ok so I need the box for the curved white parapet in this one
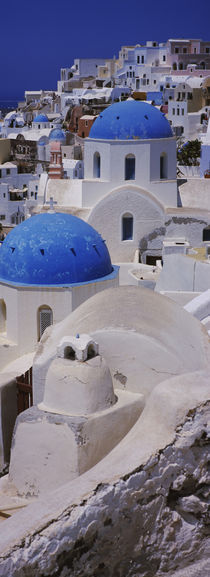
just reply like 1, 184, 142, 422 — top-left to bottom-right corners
184, 288, 210, 321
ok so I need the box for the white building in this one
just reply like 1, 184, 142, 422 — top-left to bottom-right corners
0, 162, 40, 226
41, 99, 210, 265
0, 211, 118, 371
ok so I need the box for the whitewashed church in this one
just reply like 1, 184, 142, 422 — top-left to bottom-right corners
43, 99, 210, 264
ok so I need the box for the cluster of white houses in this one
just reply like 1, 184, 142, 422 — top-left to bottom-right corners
0, 78, 209, 576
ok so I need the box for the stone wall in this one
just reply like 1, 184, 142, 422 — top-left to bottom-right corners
0, 402, 209, 577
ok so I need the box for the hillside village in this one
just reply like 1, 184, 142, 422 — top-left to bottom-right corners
0, 38, 209, 577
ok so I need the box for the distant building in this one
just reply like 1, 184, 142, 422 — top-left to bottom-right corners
77, 115, 97, 138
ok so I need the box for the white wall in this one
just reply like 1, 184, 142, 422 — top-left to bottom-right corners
88, 186, 165, 262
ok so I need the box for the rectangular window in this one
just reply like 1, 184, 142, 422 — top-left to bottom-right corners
175, 47, 179, 53
147, 79, 149, 84
141, 55, 144, 64
153, 80, 156, 84
6, 169, 10, 175
182, 92, 185, 99
183, 48, 187, 54
177, 108, 180, 115
206, 47, 210, 53
163, 55, 166, 61
122, 217, 133, 241
182, 109, 184, 115
172, 108, 175, 115
137, 55, 140, 64
0, 215, 5, 220
194, 48, 197, 53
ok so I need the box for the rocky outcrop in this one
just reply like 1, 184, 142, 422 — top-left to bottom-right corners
0, 402, 209, 577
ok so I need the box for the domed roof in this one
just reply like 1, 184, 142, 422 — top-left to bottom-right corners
34, 114, 49, 123
89, 100, 173, 140
0, 213, 113, 286
49, 128, 66, 141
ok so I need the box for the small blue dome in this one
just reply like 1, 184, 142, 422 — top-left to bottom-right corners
49, 128, 66, 141
0, 213, 113, 286
89, 100, 173, 140
34, 114, 49, 123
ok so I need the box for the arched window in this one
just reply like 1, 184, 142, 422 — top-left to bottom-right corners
11, 211, 25, 225
178, 62, 183, 70
0, 299, 6, 333
93, 152, 101, 178
172, 62, 177, 70
122, 213, 133, 241
203, 226, 210, 241
87, 344, 96, 359
125, 154, 135, 180
64, 346, 75, 360
160, 153, 168, 179
38, 305, 53, 341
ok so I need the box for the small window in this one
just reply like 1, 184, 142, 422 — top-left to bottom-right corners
0, 299, 6, 333
87, 344, 96, 359
172, 108, 175, 115
64, 346, 75, 360
38, 306, 53, 340
177, 108, 180, 116
203, 227, 210, 241
141, 55, 144, 64
137, 55, 140, 64
93, 152, 100, 178
163, 55, 166, 61
175, 47, 179, 54
122, 213, 133, 241
160, 153, 167, 179
182, 109, 184, 116
6, 169, 10, 175
125, 155, 135, 180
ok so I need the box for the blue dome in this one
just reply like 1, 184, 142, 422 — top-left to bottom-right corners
49, 128, 66, 141
34, 114, 49, 123
89, 100, 173, 140
0, 213, 113, 286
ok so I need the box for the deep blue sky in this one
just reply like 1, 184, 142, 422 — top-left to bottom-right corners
0, 0, 210, 99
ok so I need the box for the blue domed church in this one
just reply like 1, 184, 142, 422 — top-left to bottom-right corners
0, 212, 118, 368
45, 99, 177, 264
